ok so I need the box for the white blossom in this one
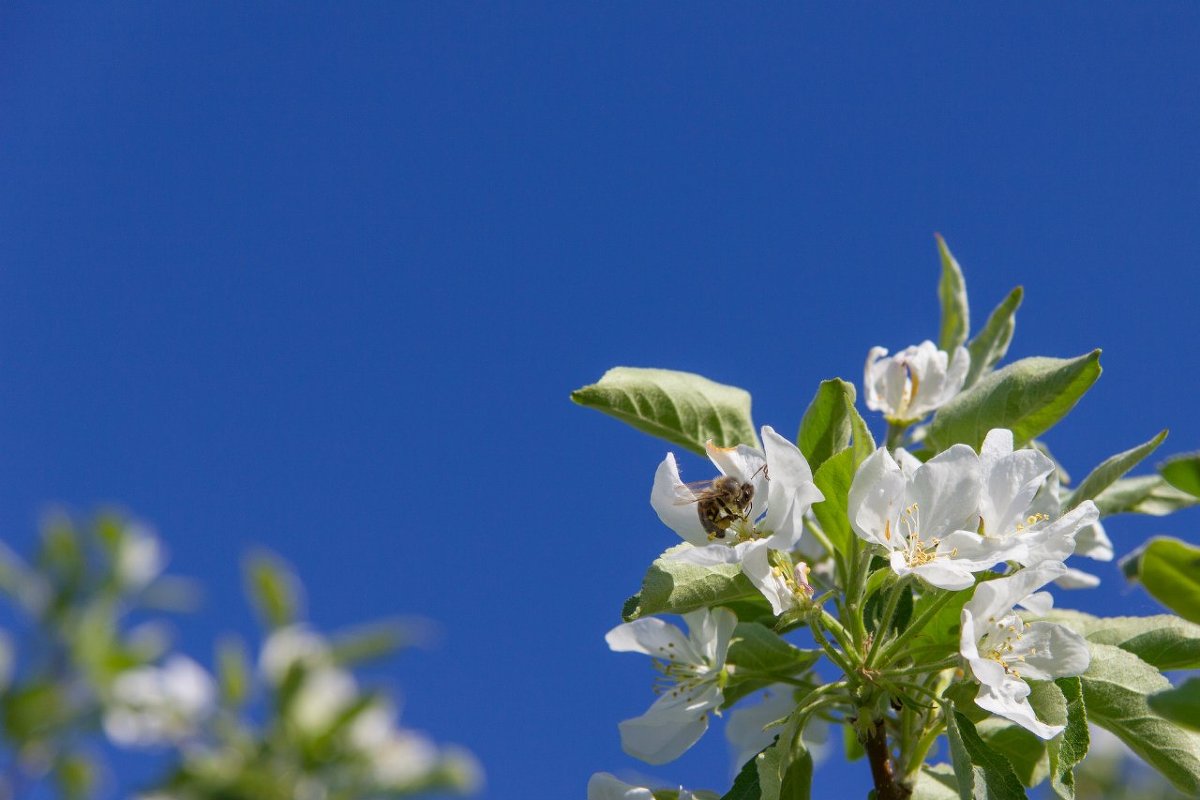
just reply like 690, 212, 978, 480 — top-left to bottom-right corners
606, 607, 736, 765
978, 429, 1102, 577
848, 445, 1007, 590
103, 656, 215, 748
960, 562, 1090, 739
864, 341, 969, 424
650, 426, 823, 608
739, 545, 813, 616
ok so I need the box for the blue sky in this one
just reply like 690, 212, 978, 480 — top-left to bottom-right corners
1, 3, 1198, 798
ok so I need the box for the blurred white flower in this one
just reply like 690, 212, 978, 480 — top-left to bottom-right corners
104, 655, 215, 747
864, 341, 969, 424
725, 684, 829, 772
115, 524, 166, 590
587, 772, 693, 800
259, 624, 330, 684
292, 667, 358, 734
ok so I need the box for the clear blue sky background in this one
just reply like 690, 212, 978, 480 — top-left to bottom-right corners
1, 4, 1198, 798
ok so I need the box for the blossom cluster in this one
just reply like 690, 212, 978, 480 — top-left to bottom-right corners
588, 336, 1117, 796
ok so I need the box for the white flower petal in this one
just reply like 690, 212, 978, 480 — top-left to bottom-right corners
1054, 568, 1102, 589
684, 607, 737, 666
651, 454, 710, 547
762, 426, 823, 548
741, 542, 794, 616
1021, 622, 1090, 679
911, 560, 975, 591
909, 445, 980, 537
975, 678, 1063, 740
619, 697, 712, 765
849, 448, 906, 549
705, 442, 767, 485
1074, 519, 1113, 562
606, 618, 697, 662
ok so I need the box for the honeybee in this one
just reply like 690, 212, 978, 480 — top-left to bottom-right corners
676, 476, 756, 539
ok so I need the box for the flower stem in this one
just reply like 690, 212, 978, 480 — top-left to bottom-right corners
876, 588, 955, 668
866, 576, 910, 667
885, 422, 908, 450
808, 609, 858, 676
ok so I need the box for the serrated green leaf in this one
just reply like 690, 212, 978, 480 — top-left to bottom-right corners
1027, 681, 1094, 796
1131, 537, 1200, 624
1045, 678, 1087, 800
1093, 475, 1199, 517
1081, 643, 1200, 795
946, 709, 1027, 799
1064, 430, 1168, 510
1039, 609, 1200, 670
571, 367, 758, 456
964, 286, 1023, 388
926, 352, 1101, 452
913, 764, 960, 800
1149, 677, 1200, 732
622, 544, 764, 621
1161, 452, 1200, 499
936, 235, 970, 354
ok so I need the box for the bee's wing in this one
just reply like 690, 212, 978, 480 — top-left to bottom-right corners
673, 479, 717, 505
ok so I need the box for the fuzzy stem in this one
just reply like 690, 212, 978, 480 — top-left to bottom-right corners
866, 576, 909, 667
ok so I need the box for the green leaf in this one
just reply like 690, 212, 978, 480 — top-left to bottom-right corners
1161, 451, 1200, 499
1045, 678, 1087, 800
1081, 643, 1200, 795
976, 718, 1047, 788
1063, 430, 1168, 510
571, 367, 758, 456
724, 746, 767, 800
810, 449, 857, 568
621, 544, 764, 621
936, 235, 970, 354
926, 351, 1102, 452
723, 738, 812, 800
1129, 537, 1200, 624
759, 737, 812, 800
723, 625, 817, 709
797, 379, 855, 471
1093, 475, 1198, 517
216, 635, 250, 707
1039, 609, 1200, 670
329, 619, 424, 665
243, 549, 303, 629
1149, 678, 1200, 733
946, 709, 1027, 799
727, 622, 819, 675
913, 764, 961, 800
964, 286, 1023, 388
